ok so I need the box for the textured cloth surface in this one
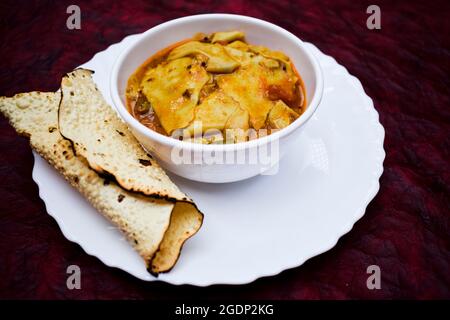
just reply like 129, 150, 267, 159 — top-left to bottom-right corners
0, 0, 449, 299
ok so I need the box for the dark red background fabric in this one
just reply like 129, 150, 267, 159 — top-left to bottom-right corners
0, 0, 449, 299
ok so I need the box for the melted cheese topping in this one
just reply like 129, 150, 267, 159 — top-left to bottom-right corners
216, 64, 273, 130
141, 57, 209, 134
168, 41, 240, 73
127, 31, 306, 143
184, 91, 241, 134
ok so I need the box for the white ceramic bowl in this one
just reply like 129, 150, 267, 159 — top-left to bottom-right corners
111, 14, 323, 183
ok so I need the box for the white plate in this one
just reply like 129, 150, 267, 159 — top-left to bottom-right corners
32, 33, 385, 286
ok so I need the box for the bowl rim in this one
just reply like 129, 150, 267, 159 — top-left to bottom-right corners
110, 13, 324, 152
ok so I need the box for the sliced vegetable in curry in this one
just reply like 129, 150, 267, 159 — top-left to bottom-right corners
126, 31, 306, 144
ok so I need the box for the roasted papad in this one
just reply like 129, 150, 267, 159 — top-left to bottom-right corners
59, 69, 187, 200
0, 81, 203, 275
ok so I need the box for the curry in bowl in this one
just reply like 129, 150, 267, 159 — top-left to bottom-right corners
126, 31, 306, 144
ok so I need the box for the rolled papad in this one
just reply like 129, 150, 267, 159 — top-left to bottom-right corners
58, 69, 187, 201
0, 89, 203, 275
